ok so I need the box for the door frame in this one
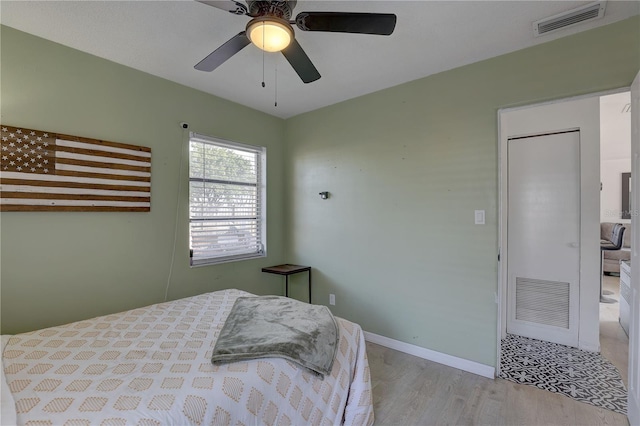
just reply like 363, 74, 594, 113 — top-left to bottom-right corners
497, 88, 631, 375
627, 70, 639, 426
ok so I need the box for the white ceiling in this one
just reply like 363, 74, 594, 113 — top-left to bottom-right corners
1, 0, 639, 119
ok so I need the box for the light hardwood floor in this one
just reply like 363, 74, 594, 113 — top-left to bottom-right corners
367, 274, 630, 426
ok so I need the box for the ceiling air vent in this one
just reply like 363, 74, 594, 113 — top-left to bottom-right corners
533, 1, 606, 37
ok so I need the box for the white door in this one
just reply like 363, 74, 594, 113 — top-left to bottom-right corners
507, 131, 580, 347
628, 70, 640, 426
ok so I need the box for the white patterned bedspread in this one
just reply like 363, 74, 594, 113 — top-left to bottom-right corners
1, 289, 373, 425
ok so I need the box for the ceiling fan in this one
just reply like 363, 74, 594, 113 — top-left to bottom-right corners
194, 0, 397, 83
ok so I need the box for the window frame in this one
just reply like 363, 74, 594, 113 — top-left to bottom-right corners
188, 132, 267, 267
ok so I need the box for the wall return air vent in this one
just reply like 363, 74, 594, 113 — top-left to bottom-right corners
533, 1, 607, 37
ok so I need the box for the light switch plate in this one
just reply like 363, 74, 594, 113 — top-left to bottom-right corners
475, 210, 485, 225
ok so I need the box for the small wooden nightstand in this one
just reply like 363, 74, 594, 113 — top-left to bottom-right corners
262, 264, 312, 303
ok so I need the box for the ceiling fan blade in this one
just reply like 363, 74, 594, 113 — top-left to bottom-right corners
196, 0, 248, 15
194, 32, 250, 72
281, 39, 321, 84
295, 12, 397, 35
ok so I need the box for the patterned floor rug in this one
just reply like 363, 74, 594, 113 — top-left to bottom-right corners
500, 334, 627, 415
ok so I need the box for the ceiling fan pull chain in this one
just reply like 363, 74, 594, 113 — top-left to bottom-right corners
261, 53, 265, 87
274, 61, 278, 107
261, 24, 266, 88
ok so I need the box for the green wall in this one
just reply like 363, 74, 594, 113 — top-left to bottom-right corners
284, 17, 640, 367
0, 26, 287, 334
2, 17, 639, 368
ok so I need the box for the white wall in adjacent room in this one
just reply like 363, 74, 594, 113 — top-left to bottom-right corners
601, 91, 632, 224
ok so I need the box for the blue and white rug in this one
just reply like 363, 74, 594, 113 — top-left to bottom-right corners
500, 334, 627, 415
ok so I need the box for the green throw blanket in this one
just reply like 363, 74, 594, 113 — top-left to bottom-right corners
211, 296, 339, 378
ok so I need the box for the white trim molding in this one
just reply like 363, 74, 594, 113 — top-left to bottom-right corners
498, 95, 602, 353
364, 331, 495, 379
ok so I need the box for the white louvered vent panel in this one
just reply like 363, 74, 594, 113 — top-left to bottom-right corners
533, 1, 606, 37
515, 277, 570, 329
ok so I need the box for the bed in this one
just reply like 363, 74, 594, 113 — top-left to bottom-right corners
1, 289, 373, 425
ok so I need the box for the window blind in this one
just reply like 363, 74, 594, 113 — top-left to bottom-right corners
189, 134, 266, 266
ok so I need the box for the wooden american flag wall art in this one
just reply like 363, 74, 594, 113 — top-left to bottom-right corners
0, 125, 151, 212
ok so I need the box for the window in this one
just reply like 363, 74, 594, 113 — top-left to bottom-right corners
189, 133, 266, 266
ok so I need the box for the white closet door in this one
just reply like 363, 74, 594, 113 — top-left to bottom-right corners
507, 130, 580, 347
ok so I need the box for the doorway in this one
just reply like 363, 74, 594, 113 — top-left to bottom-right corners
497, 87, 636, 421
499, 94, 602, 352
599, 91, 632, 387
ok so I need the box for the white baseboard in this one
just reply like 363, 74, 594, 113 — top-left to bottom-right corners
364, 331, 496, 379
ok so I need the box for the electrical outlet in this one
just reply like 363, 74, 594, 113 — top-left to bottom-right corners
329, 294, 336, 306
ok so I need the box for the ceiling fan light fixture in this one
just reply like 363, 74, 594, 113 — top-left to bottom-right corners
247, 17, 293, 52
